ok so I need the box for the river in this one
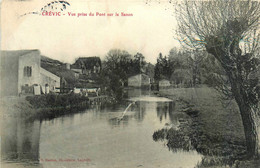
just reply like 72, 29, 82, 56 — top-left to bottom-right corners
1, 90, 202, 168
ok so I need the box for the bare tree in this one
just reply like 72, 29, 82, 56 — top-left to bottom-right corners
176, 0, 260, 158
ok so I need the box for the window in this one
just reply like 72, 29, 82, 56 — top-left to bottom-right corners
24, 66, 32, 77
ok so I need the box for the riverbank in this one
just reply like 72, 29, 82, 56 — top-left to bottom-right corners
0, 94, 115, 121
154, 87, 260, 168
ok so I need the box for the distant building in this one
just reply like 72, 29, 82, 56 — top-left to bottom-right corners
71, 57, 101, 75
128, 74, 150, 87
159, 79, 171, 88
65, 63, 70, 70
61, 63, 71, 70
0, 50, 60, 96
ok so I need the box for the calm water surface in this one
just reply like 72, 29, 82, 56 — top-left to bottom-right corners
2, 93, 202, 168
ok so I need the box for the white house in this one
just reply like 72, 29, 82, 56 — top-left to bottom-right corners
1, 50, 60, 96
159, 79, 171, 87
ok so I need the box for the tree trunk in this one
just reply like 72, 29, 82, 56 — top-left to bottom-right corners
205, 32, 259, 158
229, 75, 259, 158
238, 102, 259, 158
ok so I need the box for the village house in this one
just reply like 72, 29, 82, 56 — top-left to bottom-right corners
159, 79, 171, 88
0, 50, 60, 96
71, 57, 101, 76
128, 74, 151, 87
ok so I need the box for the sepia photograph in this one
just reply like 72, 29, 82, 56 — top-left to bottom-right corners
1, 0, 260, 168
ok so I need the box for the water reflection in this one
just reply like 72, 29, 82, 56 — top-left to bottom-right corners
2, 93, 203, 168
1, 116, 41, 165
134, 101, 146, 122
156, 102, 176, 123
108, 100, 176, 127
126, 88, 151, 98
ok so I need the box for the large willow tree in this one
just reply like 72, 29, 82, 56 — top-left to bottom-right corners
176, 0, 260, 158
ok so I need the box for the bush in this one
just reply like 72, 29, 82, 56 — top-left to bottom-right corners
26, 93, 89, 108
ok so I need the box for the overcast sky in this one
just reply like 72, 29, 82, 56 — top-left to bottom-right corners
1, 0, 179, 64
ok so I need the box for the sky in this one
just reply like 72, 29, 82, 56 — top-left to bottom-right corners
1, 0, 180, 64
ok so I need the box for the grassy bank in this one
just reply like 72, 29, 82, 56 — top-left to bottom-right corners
1, 94, 115, 121
154, 87, 259, 168
25, 93, 91, 120
157, 87, 244, 144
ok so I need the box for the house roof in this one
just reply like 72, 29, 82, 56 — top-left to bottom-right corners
72, 57, 101, 70
129, 73, 150, 80
40, 55, 78, 85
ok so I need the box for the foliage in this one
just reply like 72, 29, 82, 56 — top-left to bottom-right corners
175, 0, 260, 157
104, 49, 132, 84
144, 63, 155, 81
154, 48, 216, 87
26, 93, 89, 108
129, 53, 146, 76
154, 53, 175, 81
99, 49, 150, 100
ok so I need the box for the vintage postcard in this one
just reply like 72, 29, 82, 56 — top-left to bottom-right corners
1, 0, 260, 168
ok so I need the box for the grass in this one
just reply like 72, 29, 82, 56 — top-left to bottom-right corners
155, 87, 260, 167
158, 87, 244, 143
